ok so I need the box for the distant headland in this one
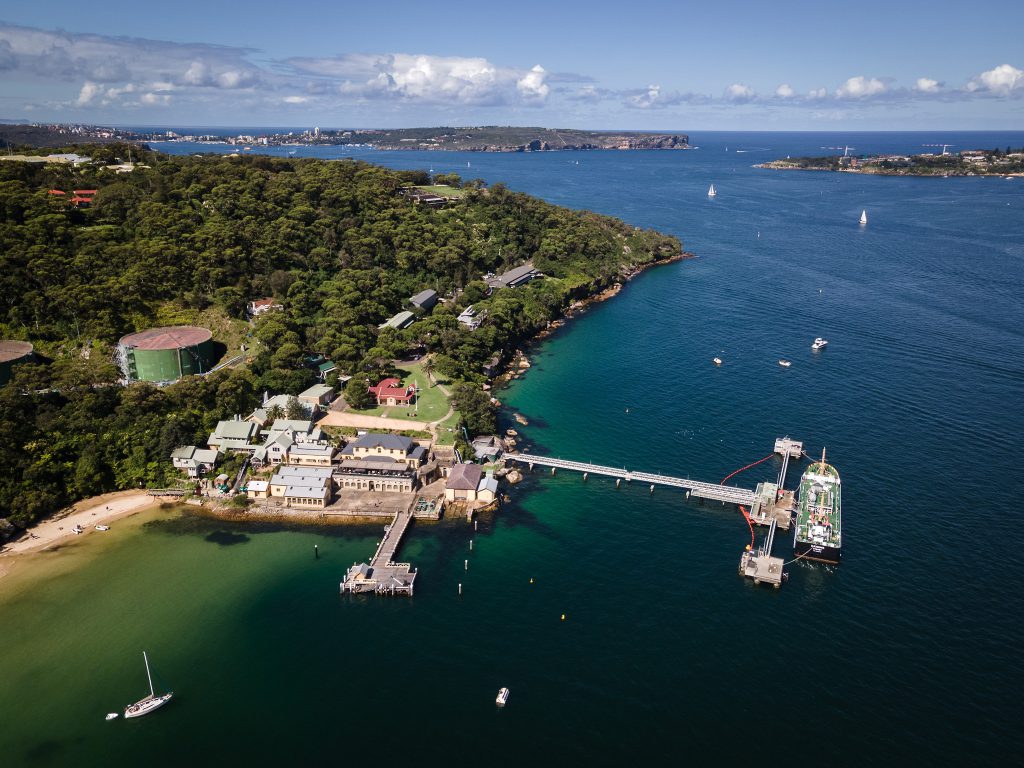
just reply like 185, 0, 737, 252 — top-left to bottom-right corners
0, 122, 689, 153
757, 147, 1024, 177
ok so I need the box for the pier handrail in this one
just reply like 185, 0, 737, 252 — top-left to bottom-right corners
513, 453, 756, 505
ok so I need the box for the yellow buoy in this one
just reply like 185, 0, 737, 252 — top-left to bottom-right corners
561, 614, 566, 621
530, 578, 534, 584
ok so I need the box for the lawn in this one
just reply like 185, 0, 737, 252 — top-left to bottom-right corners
350, 360, 453, 424
416, 184, 468, 198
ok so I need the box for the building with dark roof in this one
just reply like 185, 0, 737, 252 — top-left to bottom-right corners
409, 289, 439, 312
486, 263, 541, 290
341, 432, 427, 470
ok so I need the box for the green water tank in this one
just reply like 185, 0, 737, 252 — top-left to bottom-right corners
0, 340, 34, 386
117, 326, 216, 383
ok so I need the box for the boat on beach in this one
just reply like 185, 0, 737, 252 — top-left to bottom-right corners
124, 652, 173, 719
96, 525, 110, 531
72, 525, 84, 535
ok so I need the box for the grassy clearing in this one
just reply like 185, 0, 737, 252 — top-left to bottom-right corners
350, 360, 453, 423
416, 184, 468, 198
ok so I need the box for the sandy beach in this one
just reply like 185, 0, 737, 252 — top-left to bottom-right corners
0, 490, 161, 564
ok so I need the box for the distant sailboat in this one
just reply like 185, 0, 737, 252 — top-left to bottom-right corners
859, 210, 868, 225
707, 184, 717, 198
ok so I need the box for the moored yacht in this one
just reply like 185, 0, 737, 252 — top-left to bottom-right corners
124, 652, 173, 719
811, 337, 828, 350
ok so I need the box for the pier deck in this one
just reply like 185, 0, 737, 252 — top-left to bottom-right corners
340, 508, 417, 596
513, 454, 756, 506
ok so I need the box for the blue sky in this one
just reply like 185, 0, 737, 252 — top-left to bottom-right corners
1, 0, 1022, 130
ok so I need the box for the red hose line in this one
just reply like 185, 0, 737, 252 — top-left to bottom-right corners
721, 454, 775, 549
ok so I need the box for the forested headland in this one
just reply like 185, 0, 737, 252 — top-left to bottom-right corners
0, 145, 682, 533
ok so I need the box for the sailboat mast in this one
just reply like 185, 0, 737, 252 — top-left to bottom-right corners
143, 651, 154, 697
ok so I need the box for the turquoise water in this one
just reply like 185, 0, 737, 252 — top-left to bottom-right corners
3, 132, 1023, 765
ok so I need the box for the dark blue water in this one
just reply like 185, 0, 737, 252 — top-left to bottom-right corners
2, 133, 1021, 766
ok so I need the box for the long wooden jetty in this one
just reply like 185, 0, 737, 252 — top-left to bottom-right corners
512, 454, 757, 506
340, 509, 417, 596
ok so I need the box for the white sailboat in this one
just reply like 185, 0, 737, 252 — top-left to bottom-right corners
124, 651, 173, 719
859, 210, 867, 225
707, 184, 717, 198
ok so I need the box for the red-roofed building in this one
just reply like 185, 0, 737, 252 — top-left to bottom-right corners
368, 377, 416, 406
48, 189, 66, 196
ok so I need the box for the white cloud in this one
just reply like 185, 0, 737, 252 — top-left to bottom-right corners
516, 64, 549, 102
915, 77, 940, 93
283, 95, 308, 104
775, 83, 795, 98
968, 63, 1023, 94
807, 87, 828, 100
836, 76, 887, 99
629, 84, 661, 109
140, 92, 170, 106
725, 83, 755, 102
289, 52, 546, 106
75, 81, 102, 106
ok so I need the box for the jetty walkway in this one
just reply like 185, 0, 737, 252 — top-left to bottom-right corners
512, 454, 757, 506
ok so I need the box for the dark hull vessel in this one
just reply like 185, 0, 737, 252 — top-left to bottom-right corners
793, 449, 842, 564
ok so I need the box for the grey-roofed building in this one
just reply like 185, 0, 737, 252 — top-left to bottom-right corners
247, 393, 311, 426
297, 384, 334, 409
171, 445, 220, 477
471, 435, 503, 462
477, 472, 499, 504
207, 420, 261, 452
486, 263, 541, 290
409, 289, 438, 312
269, 465, 334, 508
288, 443, 336, 467
378, 310, 415, 330
457, 305, 483, 330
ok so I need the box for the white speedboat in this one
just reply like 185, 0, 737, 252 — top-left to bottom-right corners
812, 337, 829, 350
124, 652, 173, 719
105, 713, 119, 721
778, 359, 792, 367
713, 357, 723, 366
96, 525, 110, 531
496, 687, 510, 706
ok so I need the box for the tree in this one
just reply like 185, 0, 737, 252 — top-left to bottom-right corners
265, 404, 285, 423
345, 374, 375, 410
452, 382, 496, 436
422, 356, 436, 387
285, 395, 308, 420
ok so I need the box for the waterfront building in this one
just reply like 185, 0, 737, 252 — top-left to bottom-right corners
334, 457, 415, 493
268, 466, 333, 508
445, 463, 483, 501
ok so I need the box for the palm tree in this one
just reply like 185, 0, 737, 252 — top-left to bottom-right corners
422, 356, 436, 387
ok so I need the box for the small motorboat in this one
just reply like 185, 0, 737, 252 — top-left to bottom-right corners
72, 525, 85, 535
96, 525, 110, 531
496, 687, 510, 706
778, 360, 792, 368
811, 337, 829, 351
713, 357, 723, 366
105, 713, 119, 721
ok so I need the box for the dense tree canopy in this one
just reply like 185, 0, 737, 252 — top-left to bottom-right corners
0, 146, 682, 529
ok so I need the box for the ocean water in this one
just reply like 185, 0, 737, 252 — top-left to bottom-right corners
2, 132, 1023, 765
